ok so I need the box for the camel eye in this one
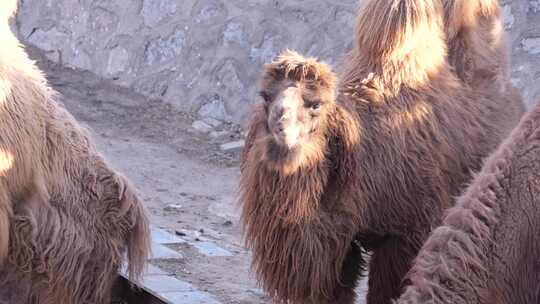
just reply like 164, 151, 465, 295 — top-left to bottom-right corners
259, 91, 271, 103
304, 99, 321, 111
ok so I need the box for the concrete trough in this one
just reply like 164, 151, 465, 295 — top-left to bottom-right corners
112, 274, 169, 304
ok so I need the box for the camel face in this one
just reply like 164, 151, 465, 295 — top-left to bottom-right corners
266, 82, 325, 150
254, 50, 337, 172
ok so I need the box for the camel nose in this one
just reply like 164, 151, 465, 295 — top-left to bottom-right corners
275, 106, 288, 121
274, 116, 300, 149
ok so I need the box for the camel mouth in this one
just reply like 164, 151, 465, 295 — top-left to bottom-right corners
266, 134, 301, 161
272, 135, 299, 150
271, 124, 302, 150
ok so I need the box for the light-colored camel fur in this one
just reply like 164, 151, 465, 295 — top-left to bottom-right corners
0, 1, 150, 303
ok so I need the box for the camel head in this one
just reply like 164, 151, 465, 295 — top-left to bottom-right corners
256, 50, 338, 173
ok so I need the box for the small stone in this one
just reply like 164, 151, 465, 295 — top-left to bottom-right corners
202, 117, 223, 128
176, 229, 202, 240
209, 131, 229, 139
220, 140, 245, 152
198, 99, 231, 122
222, 220, 233, 227
151, 226, 186, 244
175, 230, 187, 236
191, 120, 213, 133
164, 204, 183, 211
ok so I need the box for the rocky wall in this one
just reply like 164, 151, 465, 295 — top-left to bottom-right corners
15, 0, 540, 124
504, 0, 540, 105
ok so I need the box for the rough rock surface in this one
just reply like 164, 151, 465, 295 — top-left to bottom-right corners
15, 0, 540, 124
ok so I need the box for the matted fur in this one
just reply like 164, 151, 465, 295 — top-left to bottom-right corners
240, 0, 524, 303
397, 101, 540, 304
0, 4, 150, 303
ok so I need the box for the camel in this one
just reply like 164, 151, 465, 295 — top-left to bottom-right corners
397, 100, 540, 304
0, 1, 150, 303
239, 0, 524, 303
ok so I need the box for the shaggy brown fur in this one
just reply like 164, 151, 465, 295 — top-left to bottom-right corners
0, 2, 150, 303
444, 0, 508, 86
443, 0, 524, 133
397, 100, 540, 304
240, 0, 523, 303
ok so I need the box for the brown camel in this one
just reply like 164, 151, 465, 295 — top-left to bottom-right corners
0, 1, 150, 303
397, 100, 540, 304
239, 0, 524, 303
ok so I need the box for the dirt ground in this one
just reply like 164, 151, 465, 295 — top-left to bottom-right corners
29, 47, 368, 304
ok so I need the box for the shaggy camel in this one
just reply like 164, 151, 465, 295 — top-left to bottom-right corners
240, 0, 523, 303
0, 2, 149, 303
397, 100, 540, 304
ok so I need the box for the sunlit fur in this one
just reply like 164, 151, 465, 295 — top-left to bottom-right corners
444, 0, 507, 86
397, 100, 540, 304
0, 5, 150, 304
0, 0, 17, 20
443, 0, 524, 133
240, 0, 524, 303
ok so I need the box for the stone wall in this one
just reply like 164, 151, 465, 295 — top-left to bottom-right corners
504, 0, 540, 104
15, 0, 540, 124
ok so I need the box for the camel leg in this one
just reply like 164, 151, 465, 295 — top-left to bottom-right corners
321, 242, 365, 304
366, 236, 419, 304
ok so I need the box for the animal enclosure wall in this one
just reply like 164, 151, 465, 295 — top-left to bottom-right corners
14, 0, 540, 124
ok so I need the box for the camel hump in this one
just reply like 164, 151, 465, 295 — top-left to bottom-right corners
444, 0, 501, 39
356, 0, 446, 64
